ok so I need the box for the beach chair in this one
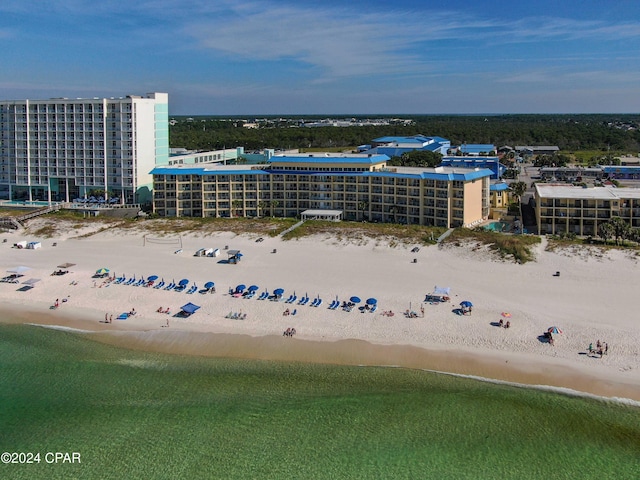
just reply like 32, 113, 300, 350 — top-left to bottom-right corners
164, 282, 175, 291
327, 300, 336, 309
315, 298, 322, 307
289, 295, 297, 304
301, 297, 309, 306
310, 298, 318, 307
154, 281, 165, 289
370, 305, 377, 313
292, 309, 297, 316
124, 277, 135, 285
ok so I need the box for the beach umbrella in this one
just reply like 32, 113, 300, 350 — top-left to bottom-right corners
179, 278, 189, 286
204, 281, 215, 289
274, 288, 285, 295
548, 326, 563, 335
248, 285, 259, 292
501, 312, 512, 318
350, 296, 361, 304
147, 275, 159, 281
180, 302, 201, 314
460, 301, 473, 308
96, 268, 109, 275
236, 284, 246, 292
366, 298, 377, 305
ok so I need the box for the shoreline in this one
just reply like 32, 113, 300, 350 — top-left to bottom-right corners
2, 222, 639, 403
4, 304, 640, 403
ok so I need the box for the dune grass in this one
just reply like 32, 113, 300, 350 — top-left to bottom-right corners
443, 228, 541, 263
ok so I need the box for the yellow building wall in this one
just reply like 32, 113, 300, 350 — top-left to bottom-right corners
463, 180, 484, 225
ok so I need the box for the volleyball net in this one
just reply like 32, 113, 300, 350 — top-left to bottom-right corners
143, 235, 183, 248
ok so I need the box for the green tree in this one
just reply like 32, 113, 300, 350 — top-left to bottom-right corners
388, 150, 442, 168
509, 181, 527, 233
269, 200, 280, 217
232, 199, 243, 218
598, 221, 615, 244
358, 201, 369, 221
608, 216, 630, 246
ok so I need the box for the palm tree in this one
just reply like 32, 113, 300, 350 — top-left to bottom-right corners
231, 200, 243, 218
509, 181, 527, 233
358, 201, 369, 221
608, 216, 630, 246
258, 201, 268, 218
270, 200, 280, 218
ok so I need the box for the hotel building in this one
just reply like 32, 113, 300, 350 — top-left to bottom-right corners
0, 92, 168, 205
151, 153, 492, 227
534, 184, 640, 235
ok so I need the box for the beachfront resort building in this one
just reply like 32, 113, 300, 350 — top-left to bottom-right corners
0, 92, 169, 205
151, 153, 492, 227
534, 184, 640, 235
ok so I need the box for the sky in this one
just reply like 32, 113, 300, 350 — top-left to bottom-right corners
2, 0, 640, 115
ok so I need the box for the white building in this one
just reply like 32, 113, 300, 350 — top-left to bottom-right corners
0, 92, 169, 205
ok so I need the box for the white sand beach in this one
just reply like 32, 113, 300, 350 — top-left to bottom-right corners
1, 220, 639, 400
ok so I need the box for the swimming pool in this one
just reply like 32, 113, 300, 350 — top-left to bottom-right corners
484, 221, 510, 232
0, 200, 59, 207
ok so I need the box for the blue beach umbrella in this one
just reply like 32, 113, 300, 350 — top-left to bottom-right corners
147, 275, 159, 282
274, 288, 285, 295
248, 285, 259, 292
460, 300, 473, 308
179, 279, 189, 286
350, 296, 361, 304
204, 281, 215, 289
366, 298, 377, 305
236, 284, 246, 292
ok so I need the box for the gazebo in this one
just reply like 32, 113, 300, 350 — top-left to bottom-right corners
301, 209, 342, 222
227, 250, 243, 264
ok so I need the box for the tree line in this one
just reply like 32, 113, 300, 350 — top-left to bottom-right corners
169, 114, 640, 153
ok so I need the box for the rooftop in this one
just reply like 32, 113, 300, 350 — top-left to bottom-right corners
535, 184, 640, 199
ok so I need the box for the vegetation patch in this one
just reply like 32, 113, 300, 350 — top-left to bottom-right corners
281, 220, 445, 245
443, 228, 541, 263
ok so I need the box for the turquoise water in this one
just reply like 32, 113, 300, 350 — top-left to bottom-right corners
0, 323, 639, 479
0, 200, 57, 207
484, 221, 510, 232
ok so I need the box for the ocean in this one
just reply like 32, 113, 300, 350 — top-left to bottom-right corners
0, 323, 638, 479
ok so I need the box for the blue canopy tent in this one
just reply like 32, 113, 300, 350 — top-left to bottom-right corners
180, 303, 201, 316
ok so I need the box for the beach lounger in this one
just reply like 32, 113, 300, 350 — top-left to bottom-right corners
289, 295, 297, 304
116, 313, 129, 320
310, 298, 318, 307
315, 299, 322, 307
370, 305, 377, 313
154, 281, 165, 289
301, 297, 309, 305
124, 277, 135, 285
164, 283, 175, 291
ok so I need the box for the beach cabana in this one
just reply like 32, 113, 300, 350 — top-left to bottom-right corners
227, 250, 243, 264
180, 302, 201, 317
8, 266, 31, 275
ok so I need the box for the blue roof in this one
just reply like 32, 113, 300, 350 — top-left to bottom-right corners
602, 165, 640, 173
490, 182, 510, 191
459, 144, 496, 154
151, 165, 492, 182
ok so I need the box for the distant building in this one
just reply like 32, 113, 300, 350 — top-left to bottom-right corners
602, 165, 640, 180
516, 145, 560, 156
534, 184, 640, 235
151, 153, 492, 227
0, 92, 168, 205
365, 135, 450, 156
539, 167, 604, 182
168, 147, 244, 166
440, 156, 505, 179
489, 181, 511, 210
458, 144, 496, 156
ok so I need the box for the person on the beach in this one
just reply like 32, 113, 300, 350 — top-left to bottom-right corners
105, 313, 108, 322
504, 321, 510, 329
109, 314, 113, 323
166, 319, 169, 327
588, 343, 593, 354
604, 343, 608, 355
499, 319, 504, 327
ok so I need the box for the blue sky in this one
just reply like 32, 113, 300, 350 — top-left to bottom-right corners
2, 0, 640, 114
